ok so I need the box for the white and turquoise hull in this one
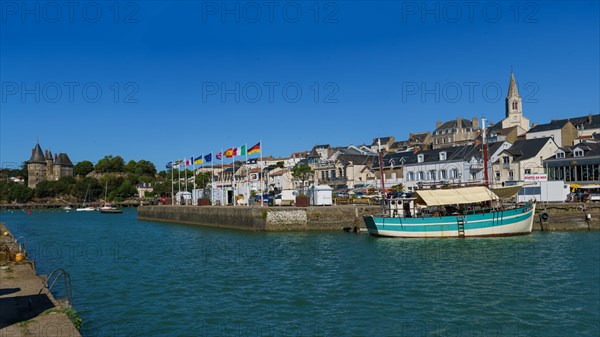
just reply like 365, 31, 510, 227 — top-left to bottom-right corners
364, 203, 536, 238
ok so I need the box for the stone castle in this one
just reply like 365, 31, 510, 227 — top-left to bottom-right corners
27, 142, 74, 188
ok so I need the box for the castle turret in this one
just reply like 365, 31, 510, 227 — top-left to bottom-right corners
27, 143, 47, 188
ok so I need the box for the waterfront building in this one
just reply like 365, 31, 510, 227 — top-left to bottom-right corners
543, 141, 600, 183
27, 142, 73, 189
491, 137, 559, 184
372, 150, 415, 188
431, 117, 480, 149
402, 145, 487, 192
370, 136, 395, 153
389, 132, 432, 153
526, 119, 578, 147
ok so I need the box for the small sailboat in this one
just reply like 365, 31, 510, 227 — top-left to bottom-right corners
76, 185, 96, 211
99, 182, 123, 214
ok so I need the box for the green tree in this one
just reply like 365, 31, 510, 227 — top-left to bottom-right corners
73, 177, 102, 201
94, 155, 125, 173
135, 160, 156, 176
291, 164, 314, 188
8, 183, 33, 203
73, 160, 94, 177
125, 160, 137, 174
195, 171, 212, 189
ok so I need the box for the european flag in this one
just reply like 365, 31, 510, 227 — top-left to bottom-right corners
204, 153, 212, 163
166, 162, 173, 169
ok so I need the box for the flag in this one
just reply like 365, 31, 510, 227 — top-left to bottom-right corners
225, 148, 234, 158
240, 145, 246, 156
204, 153, 212, 163
185, 157, 192, 166
216, 151, 222, 160
194, 156, 203, 165
174, 160, 181, 167
166, 162, 173, 169
248, 142, 261, 154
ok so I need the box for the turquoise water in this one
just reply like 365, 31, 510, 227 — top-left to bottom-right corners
2, 209, 599, 337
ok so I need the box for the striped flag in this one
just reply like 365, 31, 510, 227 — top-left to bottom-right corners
194, 156, 203, 165
248, 142, 261, 154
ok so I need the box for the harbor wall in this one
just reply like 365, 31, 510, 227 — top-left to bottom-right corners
138, 204, 600, 232
137, 205, 382, 231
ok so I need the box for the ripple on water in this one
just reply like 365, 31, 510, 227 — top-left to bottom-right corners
1, 210, 599, 337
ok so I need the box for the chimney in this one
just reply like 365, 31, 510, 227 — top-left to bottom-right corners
589, 114, 593, 124
409, 132, 414, 139
436, 120, 442, 128
457, 117, 462, 128
54, 153, 58, 160
472, 117, 479, 129
31, 148, 34, 156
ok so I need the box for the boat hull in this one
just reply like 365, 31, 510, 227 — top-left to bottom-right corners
364, 203, 535, 238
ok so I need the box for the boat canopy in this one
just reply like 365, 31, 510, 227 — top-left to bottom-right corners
414, 186, 499, 206
490, 185, 523, 200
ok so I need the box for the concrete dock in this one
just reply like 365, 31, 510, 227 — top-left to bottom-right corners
138, 205, 383, 231
138, 204, 600, 231
0, 224, 82, 337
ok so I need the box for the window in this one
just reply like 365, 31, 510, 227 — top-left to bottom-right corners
574, 150, 584, 157
524, 169, 531, 174
439, 152, 447, 161
331, 170, 336, 180
442, 138, 446, 144
407, 172, 414, 181
429, 170, 436, 181
417, 154, 424, 163
450, 169, 459, 179
440, 170, 447, 179
508, 170, 514, 180
495, 171, 500, 180
418, 171, 424, 181
502, 157, 510, 164
556, 152, 565, 159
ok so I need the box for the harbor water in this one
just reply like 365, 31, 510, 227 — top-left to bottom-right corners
1, 209, 599, 336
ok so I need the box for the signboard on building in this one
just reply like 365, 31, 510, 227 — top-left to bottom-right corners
524, 174, 548, 182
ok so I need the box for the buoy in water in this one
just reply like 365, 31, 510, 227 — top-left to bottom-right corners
27, 210, 31, 215
15, 253, 25, 262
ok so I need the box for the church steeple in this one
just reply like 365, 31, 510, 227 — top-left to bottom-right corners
505, 71, 523, 118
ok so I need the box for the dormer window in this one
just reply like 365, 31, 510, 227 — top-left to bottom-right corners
417, 154, 424, 163
439, 152, 447, 161
555, 152, 565, 159
574, 149, 584, 157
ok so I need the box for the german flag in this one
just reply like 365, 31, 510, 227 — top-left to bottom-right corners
248, 142, 261, 154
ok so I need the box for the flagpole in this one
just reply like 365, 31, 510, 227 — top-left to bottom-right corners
221, 149, 224, 205
171, 162, 174, 205
245, 143, 249, 204
211, 154, 215, 206
178, 162, 181, 202
185, 159, 188, 195
232, 151, 236, 206
260, 140, 264, 207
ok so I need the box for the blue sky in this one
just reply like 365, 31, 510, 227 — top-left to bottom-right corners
1, 0, 598, 170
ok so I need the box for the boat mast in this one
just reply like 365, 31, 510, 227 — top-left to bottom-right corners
481, 117, 490, 187
377, 138, 387, 198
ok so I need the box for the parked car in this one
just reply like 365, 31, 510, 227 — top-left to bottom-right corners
253, 194, 272, 203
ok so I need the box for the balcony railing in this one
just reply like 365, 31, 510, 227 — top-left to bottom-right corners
502, 163, 510, 169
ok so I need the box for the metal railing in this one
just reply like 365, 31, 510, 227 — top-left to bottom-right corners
39, 268, 73, 308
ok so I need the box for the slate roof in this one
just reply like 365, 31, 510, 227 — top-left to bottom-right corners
372, 151, 416, 169
336, 154, 376, 166
56, 153, 73, 167
528, 119, 572, 133
28, 143, 46, 163
502, 137, 553, 162
371, 136, 394, 146
404, 145, 481, 166
434, 119, 474, 132
555, 113, 600, 130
